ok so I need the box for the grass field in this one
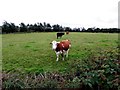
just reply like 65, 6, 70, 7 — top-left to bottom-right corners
0, 34, 2, 71
2, 32, 118, 74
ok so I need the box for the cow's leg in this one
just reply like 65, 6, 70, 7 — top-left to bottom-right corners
61, 52, 64, 61
63, 50, 67, 58
66, 49, 69, 58
56, 52, 60, 61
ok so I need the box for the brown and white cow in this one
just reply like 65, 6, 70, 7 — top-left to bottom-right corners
50, 39, 71, 61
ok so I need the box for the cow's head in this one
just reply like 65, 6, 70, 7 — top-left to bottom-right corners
50, 40, 59, 50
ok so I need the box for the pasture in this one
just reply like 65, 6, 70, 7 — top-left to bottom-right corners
2, 32, 118, 74
2, 32, 120, 89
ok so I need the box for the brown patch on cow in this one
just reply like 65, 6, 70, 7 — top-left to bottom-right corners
55, 40, 71, 52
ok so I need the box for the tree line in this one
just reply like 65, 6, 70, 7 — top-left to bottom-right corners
1, 21, 120, 33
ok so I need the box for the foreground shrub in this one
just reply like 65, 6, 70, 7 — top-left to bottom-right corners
2, 48, 120, 89
74, 48, 120, 90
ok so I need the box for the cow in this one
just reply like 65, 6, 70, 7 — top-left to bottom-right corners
66, 31, 69, 35
57, 32, 64, 39
50, 39, 71, 61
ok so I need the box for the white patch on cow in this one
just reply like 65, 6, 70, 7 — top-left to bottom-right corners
56, 51, 60, 61
62, 44, 64, 48
63, 50, 65, 52
51, 41, 58, 50
60, 50, 62, 54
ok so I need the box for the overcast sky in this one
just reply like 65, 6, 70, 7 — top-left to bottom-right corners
0, 0, 119, 28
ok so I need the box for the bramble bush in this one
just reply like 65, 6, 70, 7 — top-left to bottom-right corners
73, 48, 120, 90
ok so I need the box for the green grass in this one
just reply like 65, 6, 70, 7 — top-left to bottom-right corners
2, 32, 118, 74
0, 34, 2, 71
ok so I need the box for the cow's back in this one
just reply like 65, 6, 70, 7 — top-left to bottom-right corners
61, 40, 71, 46
56, 40, 70, 51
